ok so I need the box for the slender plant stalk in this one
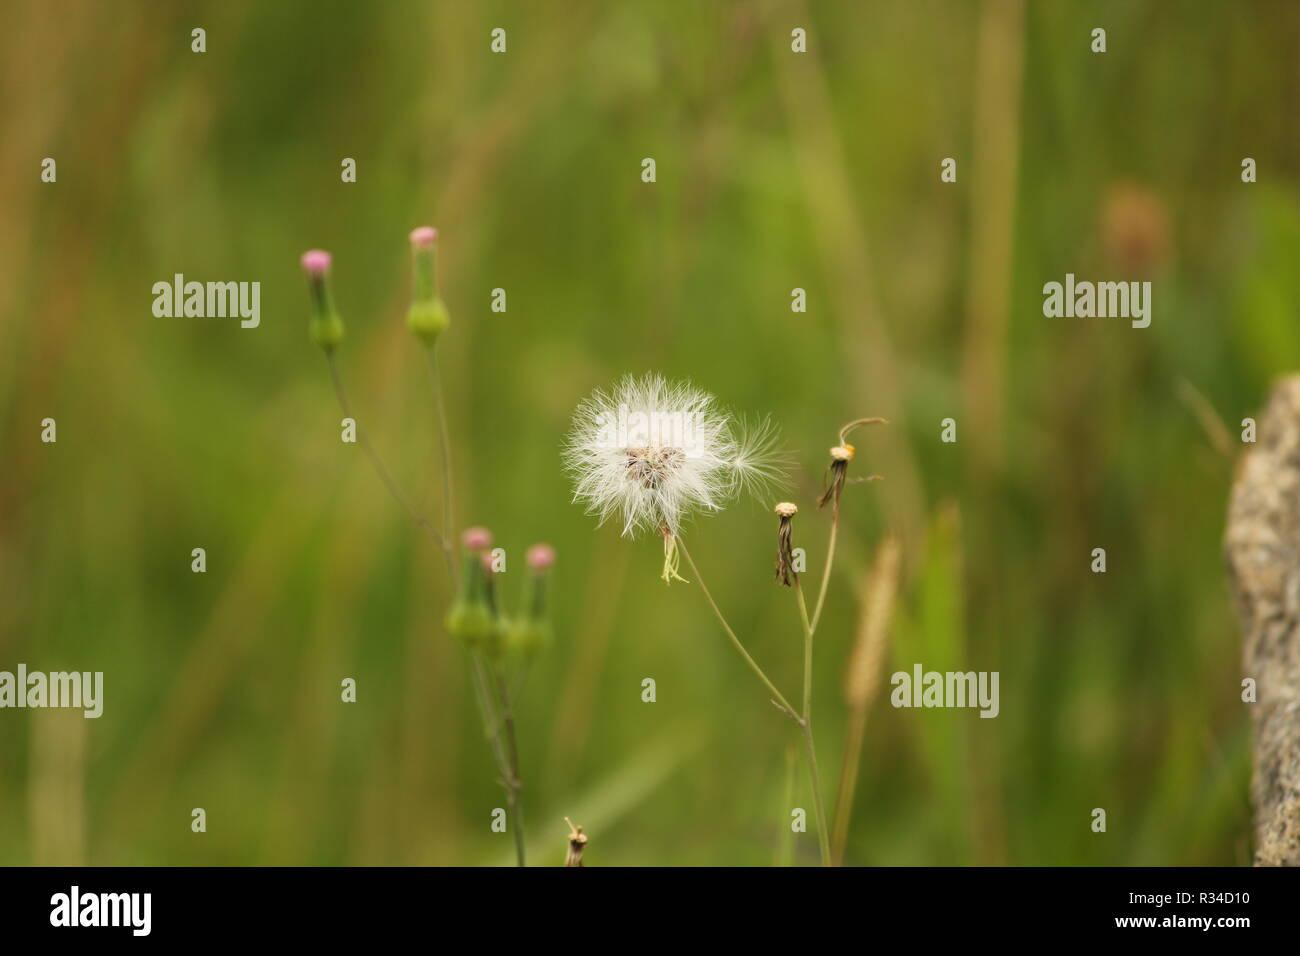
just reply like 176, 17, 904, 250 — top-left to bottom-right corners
795, 581, 831, 867
326, 353, 454, 578
799, 723, 831, 866
328, 351, 530, 864
467, 653, 531, 868
491, 669, 527, 868
423, 345, 456, 576
677, 537, 830, 865
810, 498, 840, 634
422, 342, 527, 867
676, 538, 798, 719
811, 416, 885, 632
796, 584, 813, 715
806, 417, 886, 862
468, 654, 510, 775
774, 742, 799, 867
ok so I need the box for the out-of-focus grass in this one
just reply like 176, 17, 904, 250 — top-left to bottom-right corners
1, 0, 1292, 865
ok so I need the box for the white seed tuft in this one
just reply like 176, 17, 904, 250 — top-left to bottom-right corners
564, 374, 785, 538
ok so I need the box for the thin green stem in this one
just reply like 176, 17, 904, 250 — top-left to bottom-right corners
676, 538, 830, 865
422, 345, 457, 586
326, 353, 453, 571
795, 579, 831, 866
469, 653, 530, 867
675, 537, 798, 720
796, 582, 813, 716
800, 720, 832, 867
468, 653, 509, 774
812, 416, 886, 633
810, 498, 841, 634
775, 742, 799, 867
492, 668, 527, 867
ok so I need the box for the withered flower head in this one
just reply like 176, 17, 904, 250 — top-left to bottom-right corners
817, 418, 887, 509
564, 817, 588, 868
774, 502, 799, 586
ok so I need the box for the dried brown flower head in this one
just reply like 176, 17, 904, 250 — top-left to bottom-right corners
774, 502, 799, 586
818, 419, 887, 509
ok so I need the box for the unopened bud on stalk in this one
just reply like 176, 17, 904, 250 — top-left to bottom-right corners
506, 543, 556, 659
301, 250, 345, 351
406, 226, 451, 345
526, 543, 556, 571
480, 550, 503, 627
446, 525, 500, 654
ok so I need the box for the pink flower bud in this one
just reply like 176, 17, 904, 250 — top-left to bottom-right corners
526, 543, 555, 571
300, 249, 332, 276
409, 226, 438, 249
462, 526, 492, 550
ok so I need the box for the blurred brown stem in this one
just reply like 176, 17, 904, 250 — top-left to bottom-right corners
831, 533, 900, 865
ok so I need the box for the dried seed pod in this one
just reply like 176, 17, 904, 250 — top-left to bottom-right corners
774, 502, 799, 586
564, 818, 588, 867
817, 419, 887, 509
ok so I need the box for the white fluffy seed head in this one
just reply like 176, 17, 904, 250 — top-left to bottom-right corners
563, 374, 785, 538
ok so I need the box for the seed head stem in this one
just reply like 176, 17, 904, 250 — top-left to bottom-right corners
675, 537, 797, 720
810, 498, 841, 634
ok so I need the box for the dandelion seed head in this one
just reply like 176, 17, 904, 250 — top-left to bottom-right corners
564, 374, 785, 538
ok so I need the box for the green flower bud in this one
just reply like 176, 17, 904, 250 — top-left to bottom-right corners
311, 311, 346, 351
446, 600, 497, 651
446, 527, 502, 656
301, 250, 345, 352
505, 617, 551, 660
407, 227, 450, 345
406, 297, 450, 344
505, 544, 555, 660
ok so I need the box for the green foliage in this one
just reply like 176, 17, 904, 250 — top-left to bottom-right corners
0, 0, 1281, 864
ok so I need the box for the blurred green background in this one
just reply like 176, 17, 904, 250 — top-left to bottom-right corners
3, 0, 1296, 866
